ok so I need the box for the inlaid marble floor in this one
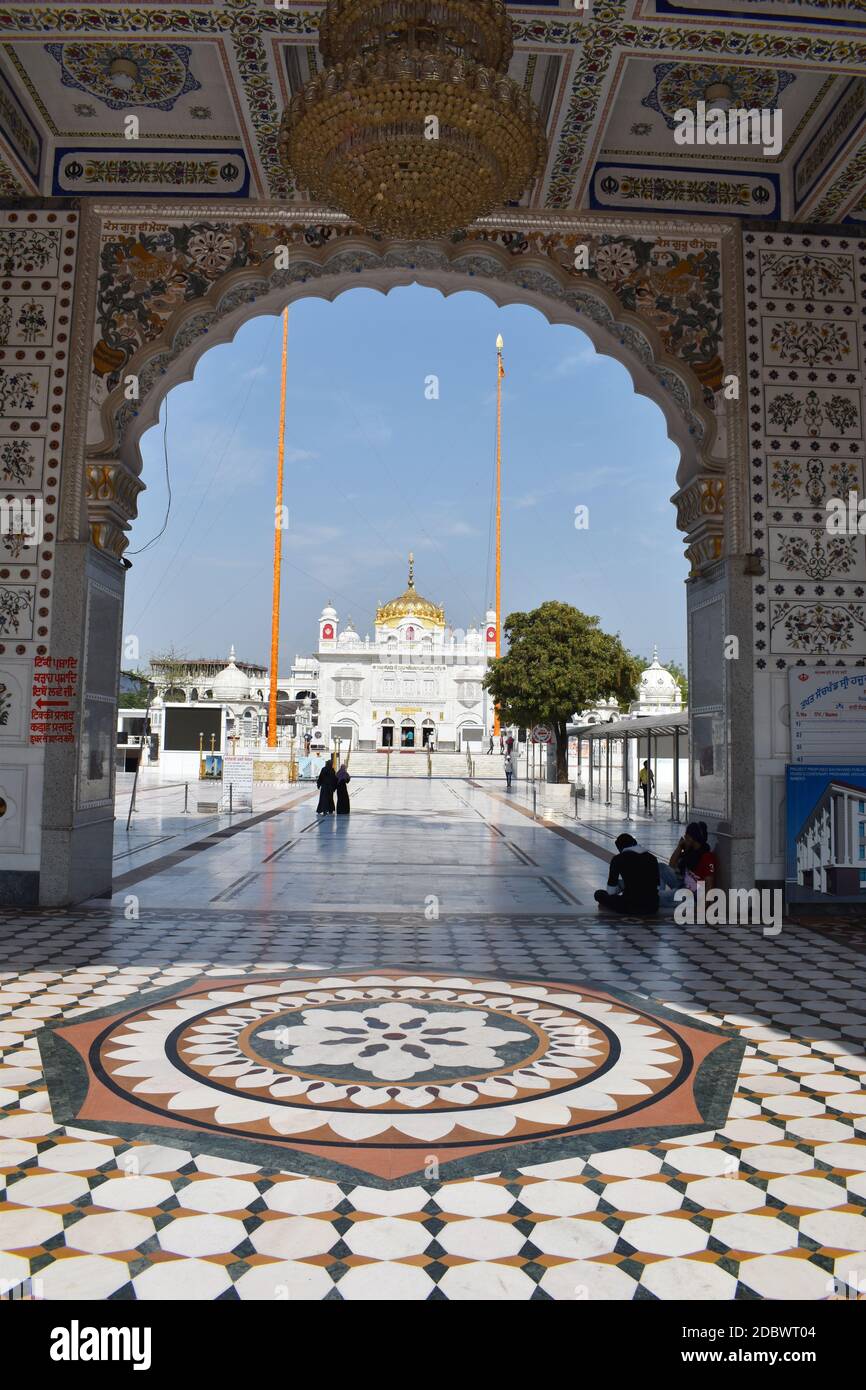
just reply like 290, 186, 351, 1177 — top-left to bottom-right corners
1, 778, 864, 1301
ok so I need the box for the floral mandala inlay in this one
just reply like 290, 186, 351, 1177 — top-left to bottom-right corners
259, 1002, 533, 1083
43, 971, 745, 1181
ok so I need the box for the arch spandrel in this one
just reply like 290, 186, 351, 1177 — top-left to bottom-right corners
76, 206, 743, 574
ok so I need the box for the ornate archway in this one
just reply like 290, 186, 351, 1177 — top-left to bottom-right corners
66, 204, 745, 583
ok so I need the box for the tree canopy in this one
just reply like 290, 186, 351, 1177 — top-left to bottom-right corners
483, 602, 642, 781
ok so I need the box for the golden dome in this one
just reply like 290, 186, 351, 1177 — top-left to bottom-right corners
376, 554, 445, 628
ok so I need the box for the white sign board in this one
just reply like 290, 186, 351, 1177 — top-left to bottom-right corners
222, 754, 254, 810
789, 668, 866, 764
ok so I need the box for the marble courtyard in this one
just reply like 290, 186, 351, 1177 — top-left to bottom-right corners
1, 778, 864, 1303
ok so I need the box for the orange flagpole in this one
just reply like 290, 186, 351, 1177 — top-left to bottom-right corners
494, 333, 504, 738
267, 307, 289, 748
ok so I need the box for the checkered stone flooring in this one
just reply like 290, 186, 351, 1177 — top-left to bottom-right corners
1, 905, 865, 1301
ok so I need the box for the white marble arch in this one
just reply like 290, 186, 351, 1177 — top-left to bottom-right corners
66, 204, 746, 566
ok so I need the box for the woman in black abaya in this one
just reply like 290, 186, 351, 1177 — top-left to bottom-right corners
316, 759, 337, 814
335, 764, 351, 814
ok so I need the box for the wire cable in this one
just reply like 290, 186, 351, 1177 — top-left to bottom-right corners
127, 398, 172, 556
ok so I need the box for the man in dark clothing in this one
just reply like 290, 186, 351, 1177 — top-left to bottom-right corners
316, 760, 338, 815
594, 834, 659, 915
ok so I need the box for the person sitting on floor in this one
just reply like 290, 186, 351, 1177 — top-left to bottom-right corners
659, 821, 718, 899
594, 834, 660, 916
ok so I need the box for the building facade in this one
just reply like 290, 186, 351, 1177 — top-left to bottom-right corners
317, 558, 496, 753
795, 782, 866, 897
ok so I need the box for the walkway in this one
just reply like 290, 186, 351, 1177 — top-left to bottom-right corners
0, 776, 864, 1302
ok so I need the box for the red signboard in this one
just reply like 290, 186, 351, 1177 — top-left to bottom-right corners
30, 655, 78, 745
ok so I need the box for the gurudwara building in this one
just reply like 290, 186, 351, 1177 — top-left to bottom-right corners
317, 557, 497, 753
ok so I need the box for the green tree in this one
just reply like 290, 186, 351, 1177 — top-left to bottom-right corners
118, 670, 150, 708
484, 603, 642, 782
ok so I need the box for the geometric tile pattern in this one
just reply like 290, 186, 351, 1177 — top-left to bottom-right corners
38, 971, 746, 1183
2, 909, 865, 1299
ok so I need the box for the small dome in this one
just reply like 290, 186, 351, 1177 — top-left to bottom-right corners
211, 647, 250, 702
635, 646, 682, 709
338, 618, 358, 646
320, 600, 338, 621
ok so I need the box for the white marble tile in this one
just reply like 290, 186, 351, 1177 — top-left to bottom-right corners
685, 1177, 767, 1213
336, 1261, 435, 1301
263, 1178, 343, 1215
641, 1257, 737, 1301
65, 1212, 154, 1254
89, 1176, 174, 1211
539, 1259, 637, 1301
234, 1260, 334, 1301
711, 1213, 798, 1254
176, 1177, 258, 1213
602, 1177, 683, 1214
132, 1258, 232, 1301
736, 1254, 832, 1300
158, 1213, 246, 1257
249, 1216, 337, 1259
343, 1215, 431, 1260
0, 1207, 62, 1249
621, 1214, 708, 1257
586, 1148, 662, 1177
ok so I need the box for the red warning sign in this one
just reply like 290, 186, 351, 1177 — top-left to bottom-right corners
30, 655, 78, 745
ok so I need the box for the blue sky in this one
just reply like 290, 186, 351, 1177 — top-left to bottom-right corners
125, 284, 688, 672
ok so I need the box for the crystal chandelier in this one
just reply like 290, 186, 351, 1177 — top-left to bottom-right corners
279, 0, 547, 238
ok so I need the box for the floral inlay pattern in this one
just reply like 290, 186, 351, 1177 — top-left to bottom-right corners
771, 602, 866, 654
260, 1002, 531, 1083
44, 970, 743, 1180
759, 252, 855, 300
768, 320, 851, 367
767, 390, 860, 436
774, 529, 859, 581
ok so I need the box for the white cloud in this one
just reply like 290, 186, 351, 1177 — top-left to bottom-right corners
554, 346, 600, 376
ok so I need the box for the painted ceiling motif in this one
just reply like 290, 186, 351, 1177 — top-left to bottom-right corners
45, 42, 202, 113
0, 2, 862, 220
641, 64, 796, 132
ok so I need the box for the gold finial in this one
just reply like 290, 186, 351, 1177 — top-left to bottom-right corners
408, 552, 415, 589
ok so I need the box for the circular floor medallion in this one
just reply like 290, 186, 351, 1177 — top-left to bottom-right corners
41, 971, 744, 1182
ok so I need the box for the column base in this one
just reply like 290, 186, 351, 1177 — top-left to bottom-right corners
0, 871, 40, 906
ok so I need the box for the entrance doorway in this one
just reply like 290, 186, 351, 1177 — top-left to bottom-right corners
401, 722, 416, 750
380, 720, 395, 750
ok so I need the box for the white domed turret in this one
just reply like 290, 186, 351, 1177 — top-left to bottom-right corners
211, 646, 250, 703
630, 645, 683, 715
320, 601, 338, 645
338, 617, 358, 647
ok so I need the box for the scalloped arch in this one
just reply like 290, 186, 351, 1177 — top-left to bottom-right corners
86, 228, 720, 503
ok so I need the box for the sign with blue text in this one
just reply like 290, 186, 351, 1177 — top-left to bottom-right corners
788, 668, 866, 765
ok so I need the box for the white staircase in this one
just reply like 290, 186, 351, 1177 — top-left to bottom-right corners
345, 752, 503, 778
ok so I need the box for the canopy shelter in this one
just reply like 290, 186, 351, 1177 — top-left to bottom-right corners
568, 713, 690, 824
